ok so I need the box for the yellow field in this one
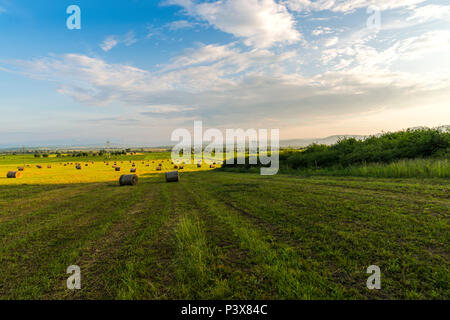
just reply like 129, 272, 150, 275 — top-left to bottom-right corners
0, 159, 216, 185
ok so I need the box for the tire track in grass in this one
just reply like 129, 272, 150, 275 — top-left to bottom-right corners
43, 177, 159, 299
191, 172, 449, 299
93, 178, 184, 299
0, 181, 142, 299
178, 182, 275, 299
181, 173, 351, 299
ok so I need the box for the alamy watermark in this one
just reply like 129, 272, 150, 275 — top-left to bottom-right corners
367, 6, 381, 32
366, 265, 381, 290
171, 121, 279, 175
67, 265, 81, 290
66, 5, 81, 30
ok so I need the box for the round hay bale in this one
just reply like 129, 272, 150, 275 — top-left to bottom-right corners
158, 163, 162, 167
165, 171, 179, 182
47, 165, 52, 168
130, 168, 136, 173
119, 174, 138, 186
36, 165, 42, 169
76, 165, 82, 170
132, 163, 136, 167
156, 167, 162, 171
179, 166, 184, 169
7, 171, 22, 178
210, 165, 215, 168
64, 164, 67, 166
17, 167, 24, 171
115, 167, 121, 171
174, 165, 178, 169
197, 163, 202, 168
146, 164, 149, 167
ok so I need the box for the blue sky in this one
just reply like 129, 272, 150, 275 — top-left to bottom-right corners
0, 0, 449, 147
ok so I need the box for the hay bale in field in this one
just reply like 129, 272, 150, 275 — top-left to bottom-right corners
210, 165, 215, 168
158, 163, 162, 167
36, 165, 42, 169
7, 171, 22, 178
85, 164, 88, 166
165, 171, 179, 182
179, 165, 184, 169
174, 165, 178, 169
76, 165, 82, 170
119, 174, 138, 186
146, 164, 149, 167
115, 167, 121, 171
64, 164, 67, 166
47, 165, 52, 168
132, 163, 136, 167
130, 168, 136, 173
197, 163, 202, 168
17, 167, 24, 171
156, 167, 162, 171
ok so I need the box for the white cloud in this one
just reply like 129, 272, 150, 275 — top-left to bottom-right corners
284, 0, 427, 13
100, 31, 137, 52
312, 26, 334, 36
324, 36, 339, 47
322, 30, 450, 71
165, 0, 300, 48
6, 37, 449, 129
100, 36, 119, 52
166, 20, 195, 30
407, 5, 450, 23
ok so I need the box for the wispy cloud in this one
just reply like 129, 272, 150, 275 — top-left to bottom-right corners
166, 20, 195, 31
284, 0, 427, 13
100, 31, 137, 52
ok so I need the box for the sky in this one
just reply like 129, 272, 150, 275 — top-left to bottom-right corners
0, 0, 449, 147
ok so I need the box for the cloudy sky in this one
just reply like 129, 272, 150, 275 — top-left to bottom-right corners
0, 0, 449, 147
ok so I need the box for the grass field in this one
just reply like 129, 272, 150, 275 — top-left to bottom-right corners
0, 156, 448, 299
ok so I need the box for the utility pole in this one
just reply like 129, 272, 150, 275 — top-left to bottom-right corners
106, 140, 110, 160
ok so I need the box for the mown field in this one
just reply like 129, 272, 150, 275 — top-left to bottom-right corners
0, 156, 448, 299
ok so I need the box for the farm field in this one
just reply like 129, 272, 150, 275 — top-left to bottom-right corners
0, 157, 449, 299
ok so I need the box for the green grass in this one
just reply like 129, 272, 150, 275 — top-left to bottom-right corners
0, 160, 448, 299
290, 159, 450, 178
222, 158, 450, 179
